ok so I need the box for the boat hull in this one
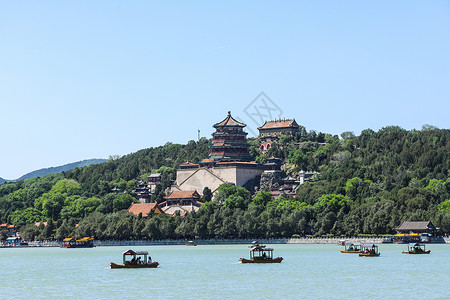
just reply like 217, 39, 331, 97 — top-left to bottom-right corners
402, 250, 431, 254
341, 250, 361, 254
359, 253, 380, 257
110, 262, 159, 269
239, 257, 283, 263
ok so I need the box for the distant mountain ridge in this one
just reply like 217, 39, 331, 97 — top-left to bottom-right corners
1, 159, 107, 182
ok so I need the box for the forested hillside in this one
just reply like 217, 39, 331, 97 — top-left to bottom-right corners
0, 127, 449, 241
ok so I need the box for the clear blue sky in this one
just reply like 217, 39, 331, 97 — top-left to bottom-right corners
1, 1, 449, 180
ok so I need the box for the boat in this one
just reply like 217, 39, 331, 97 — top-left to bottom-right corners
248, 241, 265, 248
394, 233, 420, 244
337, 239, 346, 246
110, 250, 159, 269
359, 244, 380, 257
420, 233, 432, 243
186, 241, 197, 246
402, 243, 431, 254
61, 237, 95, 248
239, 242, 283, 263
340, 242, 361, 253
381, 235, 394, 243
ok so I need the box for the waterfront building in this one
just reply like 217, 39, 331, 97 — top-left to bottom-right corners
258, 118, 300, 151
128, 203, 165, 217
395, 221, 437, 234
0, 223, 17, 237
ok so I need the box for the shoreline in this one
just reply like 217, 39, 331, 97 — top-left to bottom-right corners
10, 236, 447, 247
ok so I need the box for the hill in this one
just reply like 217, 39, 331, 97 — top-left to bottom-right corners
0, 127, 449, 241
4, 159, 107, 182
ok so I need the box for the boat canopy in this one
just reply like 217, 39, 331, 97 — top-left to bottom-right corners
361, 244, 377, 248
63, 237, 75, 242
408, 243, 422, 247
394, 234, 405, 237
123, 250, 148, 255
251, 247, 274, 251
407, 233, 420, 236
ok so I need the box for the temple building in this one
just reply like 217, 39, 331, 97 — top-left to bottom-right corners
208, 111, 252, 162
171, 111, 266, 195
159, 190, 203, 216
258, 119, 300, 151
128, 203, 165, 217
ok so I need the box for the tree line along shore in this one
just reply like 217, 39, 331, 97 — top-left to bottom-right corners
1, 125, 449, 242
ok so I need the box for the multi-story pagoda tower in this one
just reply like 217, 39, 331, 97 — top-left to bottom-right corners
209, 111, 252, 162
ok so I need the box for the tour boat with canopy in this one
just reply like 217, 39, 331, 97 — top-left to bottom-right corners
239, 241, 283, 263
61, 237, 95, 248
340, 242, 361, 253
110, 250, 159, 269
359, 244, 380, 257
402, 243, 431, 254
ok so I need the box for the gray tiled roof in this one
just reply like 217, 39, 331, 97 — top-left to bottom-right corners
395, 221, 435, 231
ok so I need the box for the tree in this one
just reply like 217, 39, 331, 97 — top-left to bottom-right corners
341, 131, 355, 140
288, 149, 307, 170
201, 187, 212, 202
250, 190, 273, 209
113, 194, 135, 211
0, 230, 7, 241
10, 207, 43, 226
437, 199, 450, 213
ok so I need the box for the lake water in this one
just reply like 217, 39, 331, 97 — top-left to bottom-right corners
1, 244, 449, 299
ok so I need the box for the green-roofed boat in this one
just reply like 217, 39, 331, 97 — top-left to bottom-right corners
340, 242, 362, 254
359, 244, 380, 257
110, 250, 159, 269
402, 243, 430, 254
239, 241, 283, 263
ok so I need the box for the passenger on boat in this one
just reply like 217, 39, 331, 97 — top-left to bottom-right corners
137, 257, 141, 264
148, 257, 152, 264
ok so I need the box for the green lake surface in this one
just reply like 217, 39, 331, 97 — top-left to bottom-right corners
1, 244, 449, 299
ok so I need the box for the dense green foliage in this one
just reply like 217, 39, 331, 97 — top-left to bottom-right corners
0, 127, 449, 241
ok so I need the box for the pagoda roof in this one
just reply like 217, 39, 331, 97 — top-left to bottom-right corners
165, 190, 200, 200
128, 203, 164, 217
179, 161, 199, 166
258, 119, 299, 130
199, 158, 213, 163
395, 221, 436, 231
214, 111, 246, 128
211, 142, 250, 147
148, 173, 161, 177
